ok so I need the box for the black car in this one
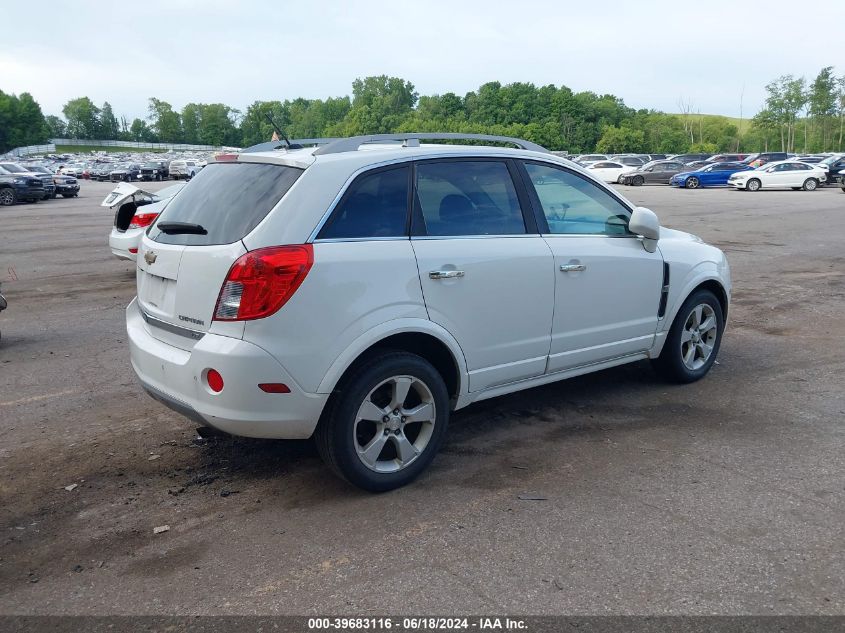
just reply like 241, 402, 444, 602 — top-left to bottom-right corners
668, 153, 712, 164
0, 162, 56, 200
706, 154, 750, 163
139, 160, 169, 181
619, 160, 688, 185
0, 171, 45, 205
110, 163, 142, 182
818, 155, 845, 185
743, 152, 788, 167
91, 164, 113, 181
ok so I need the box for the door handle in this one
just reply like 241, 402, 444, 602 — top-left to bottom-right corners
560, 264, 586, 272
429, 270, 465, 280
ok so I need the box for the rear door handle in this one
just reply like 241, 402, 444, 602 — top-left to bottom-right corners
429, 270, 465, 280
560, 264, 586, 272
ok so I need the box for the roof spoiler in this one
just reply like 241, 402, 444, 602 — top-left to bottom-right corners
240, 138, 340, 154
312, 133, 550, 156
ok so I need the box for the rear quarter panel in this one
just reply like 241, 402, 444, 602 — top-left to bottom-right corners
241, 240, 429, 394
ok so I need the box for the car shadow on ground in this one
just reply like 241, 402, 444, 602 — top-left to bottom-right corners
182, 359, 696, 497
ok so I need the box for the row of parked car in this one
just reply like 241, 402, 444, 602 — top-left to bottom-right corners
0, 161, 80, 205
58, 157, 206, 182
570, 151, 845, 192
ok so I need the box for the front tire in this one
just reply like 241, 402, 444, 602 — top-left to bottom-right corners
746, 178, 761, 192
632, 175, 644, 186
686, 176, 700, 189
315, 351, 449, 492
802, 178, 818, 191
652, 289, 724, 384
0, 188, 17, 206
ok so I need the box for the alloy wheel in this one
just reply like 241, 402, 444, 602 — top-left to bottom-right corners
680, 304, 718, 371
353, 375, 436, 473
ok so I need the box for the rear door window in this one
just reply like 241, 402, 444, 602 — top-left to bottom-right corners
147, 162, 302, 246
317, 166, 410, 239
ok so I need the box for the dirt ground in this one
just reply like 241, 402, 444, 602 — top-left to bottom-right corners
0, 179, 843, 615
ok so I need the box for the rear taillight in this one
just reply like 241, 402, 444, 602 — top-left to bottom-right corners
129, 212, 158, 229
213, 245, 313, 321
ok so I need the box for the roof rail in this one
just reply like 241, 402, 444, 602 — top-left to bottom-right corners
240, 138, 340, 154
312, 133, 550, 156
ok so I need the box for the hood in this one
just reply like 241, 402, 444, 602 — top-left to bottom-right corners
660, 227, 704, 243
101, 183, 156, 208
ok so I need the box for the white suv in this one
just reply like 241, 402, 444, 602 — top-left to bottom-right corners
127, 133, 731, 491
168, 159, 201, 180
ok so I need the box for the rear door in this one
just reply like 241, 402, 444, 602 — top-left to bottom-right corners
520, 160, 663, 372
411, 158, 554, 392
136, 160, 303, 348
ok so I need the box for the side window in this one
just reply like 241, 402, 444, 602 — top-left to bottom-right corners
318, 166, 409, 240
524, 162, 631, 236
415, 161, 526, 236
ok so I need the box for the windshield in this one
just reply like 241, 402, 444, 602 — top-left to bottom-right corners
0, 163, 28, 173
821, 155, 843, 166
148, 162, 303, 246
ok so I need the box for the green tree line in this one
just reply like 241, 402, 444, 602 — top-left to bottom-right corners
3, 69, 844, 154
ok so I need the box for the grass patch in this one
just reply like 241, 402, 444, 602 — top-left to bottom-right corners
670, 113, 747, 130
54, 144, 169, 154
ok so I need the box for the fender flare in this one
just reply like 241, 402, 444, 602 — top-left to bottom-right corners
316, 318, 469, 397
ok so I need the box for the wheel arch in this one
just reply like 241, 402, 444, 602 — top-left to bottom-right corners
661, 271, 730, 331
317, 320, 468, 404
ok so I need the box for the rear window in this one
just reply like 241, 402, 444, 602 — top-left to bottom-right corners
147, 162, 302, 246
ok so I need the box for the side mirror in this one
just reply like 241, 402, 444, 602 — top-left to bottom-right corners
629, 206, 660, 252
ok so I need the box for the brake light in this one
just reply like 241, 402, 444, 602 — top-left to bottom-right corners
129, 212, 158, 229
213, 245, 313, 321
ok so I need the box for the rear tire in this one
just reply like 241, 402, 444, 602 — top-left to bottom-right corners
652, 289, 724, 384
746, 178, 761, 192
802, 178, 817, 191
315, 351, 449, 492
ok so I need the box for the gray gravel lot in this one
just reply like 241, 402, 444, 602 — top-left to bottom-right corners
0, 179, 843, 615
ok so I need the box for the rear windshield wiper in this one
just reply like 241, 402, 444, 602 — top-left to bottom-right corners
156, 222, 207, 235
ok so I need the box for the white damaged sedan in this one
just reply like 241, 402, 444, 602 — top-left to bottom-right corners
105, 182, 185, 260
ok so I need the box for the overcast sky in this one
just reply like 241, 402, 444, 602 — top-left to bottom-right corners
2, 0, 842, 123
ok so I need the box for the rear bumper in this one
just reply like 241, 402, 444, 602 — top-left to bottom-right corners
126, 298, 327, 439
109, 227, 141, 261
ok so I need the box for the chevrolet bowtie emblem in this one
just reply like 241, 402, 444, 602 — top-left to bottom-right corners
144, 250, 157, 265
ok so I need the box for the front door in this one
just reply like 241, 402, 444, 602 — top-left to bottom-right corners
520, 161, 664, 372
411, 159, 555, 392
